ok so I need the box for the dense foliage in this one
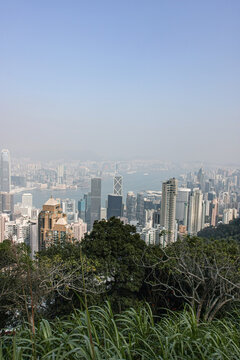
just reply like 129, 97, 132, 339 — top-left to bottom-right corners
146, 236, 240, 321
0, 241, 32, 328
2, 302, 240, 359
81, 218, 146, 311
198, 218, 240, 241
1, 217, 240, 358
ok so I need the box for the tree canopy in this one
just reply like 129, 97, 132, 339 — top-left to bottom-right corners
198, 218, 240, 241
146, 236, 240, 321
81, 217, 146, 311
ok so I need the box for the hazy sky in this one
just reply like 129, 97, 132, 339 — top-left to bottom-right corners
0, 1, 239, 163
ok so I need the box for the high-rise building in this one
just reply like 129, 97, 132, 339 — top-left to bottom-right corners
1, 149, 11, 192
223, 208, 234, 224
22, 193, 33, 208
113, 174, 123, 196
107, 194, 123, 219
136, 192, 145, 225
0, 213, 9, 242
11, 176, 26, 188
62, 198, 78, 223
29, 221, 38, 258
57, 165, 65, 185
0, 192, 14, 215
126, 191, 137, 222
152, 210, 161, 227
100, 207, 107, 219
72, 218, 87, 241
210, 198, 218, 227
84, 192, 91, 229
201, 200, 207, 229
197, 168, 205, 191
38, 197, 74, 250
160, 178, 178, 244
208, 191, 216, 201
3, 216, 38, 257
90, 178, 101, 229
176, 188, 191, 225
78, 198, 86, 221
187, 189, 203, 235
140, 227, 161, 246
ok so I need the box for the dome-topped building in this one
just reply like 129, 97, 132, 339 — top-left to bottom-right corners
38, 197, 73, 250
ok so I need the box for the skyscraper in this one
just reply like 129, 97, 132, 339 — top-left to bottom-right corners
0, 192, 14, 215
187, 189, 203, 235
210, 198, 218, 227
30, 220, 38, 259
197, 168, 205, 191
61, 198, 78, 223
57, 164, 65, 185
136, 192, 145, 225
78, 198, 86, 221
160, 178, 178, 244
22, 193, 33, 208
113, 174, 123, 196
84, 192, 91, 229
107, 194, 123, 219
176, 188, 191, 225
126, 191, 137, 222
90, 178, 101, 229
1, 149, 11, 193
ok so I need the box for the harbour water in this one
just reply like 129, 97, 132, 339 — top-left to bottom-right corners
14, 169, 182, 208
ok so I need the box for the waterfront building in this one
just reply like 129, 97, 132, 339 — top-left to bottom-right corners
0, 149, 11, 193
22, 193, 33, 208
0, 192, 14, 215
57, 164, 65, 185
11, 176, 26, 188
107, 194, 123, 219
113, 174, 123, 196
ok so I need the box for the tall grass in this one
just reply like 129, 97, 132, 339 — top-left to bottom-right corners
1, 303, 240, 359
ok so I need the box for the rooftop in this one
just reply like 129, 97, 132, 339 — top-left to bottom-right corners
44, 197, 59, 206
56, 217, 67, 226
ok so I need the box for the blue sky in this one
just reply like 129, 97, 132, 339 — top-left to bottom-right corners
0, 0, 239, 162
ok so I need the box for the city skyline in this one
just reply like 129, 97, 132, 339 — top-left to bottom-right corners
1, 146, 240, 254
1, 0, 240, 350
1, 1, 240, 162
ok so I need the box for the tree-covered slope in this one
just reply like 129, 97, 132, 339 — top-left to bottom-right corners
198, 218, 240, 241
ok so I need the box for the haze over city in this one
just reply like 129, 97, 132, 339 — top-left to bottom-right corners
2, 2, 240, 357
1, 0, 240, 163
